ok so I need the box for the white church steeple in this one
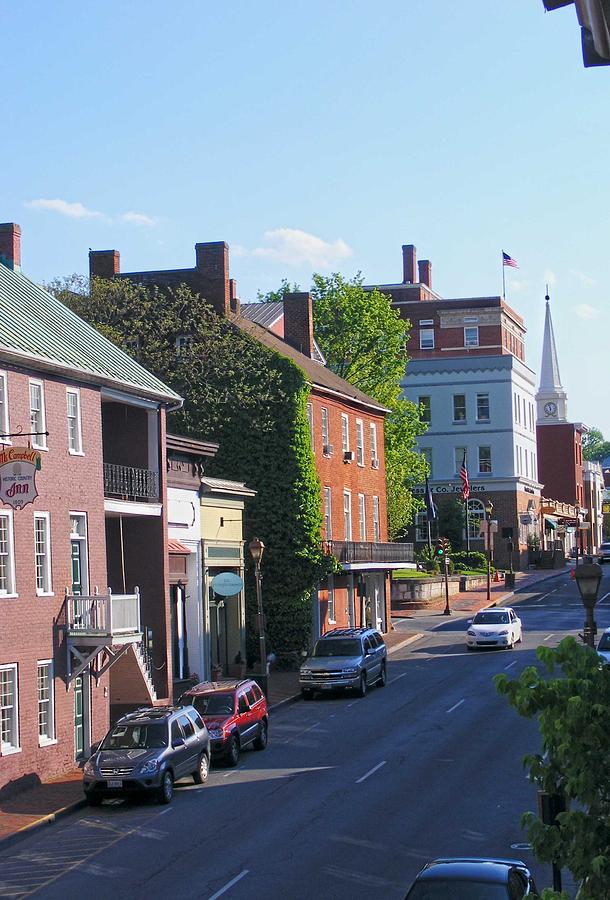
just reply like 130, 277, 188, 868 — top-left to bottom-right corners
536, 291, 568, 424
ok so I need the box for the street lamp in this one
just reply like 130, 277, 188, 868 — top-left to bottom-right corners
485, 500, 494, 605
574, 561, 602, 648
248, 537, 267, 675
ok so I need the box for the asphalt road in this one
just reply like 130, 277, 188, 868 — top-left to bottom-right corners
2, 567, 608, 900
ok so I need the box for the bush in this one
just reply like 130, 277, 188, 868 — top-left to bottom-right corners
451, 550, 487, 572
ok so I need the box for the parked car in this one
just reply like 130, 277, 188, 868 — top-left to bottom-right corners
404, 857, 538, 899
299, 626, 387, 699
83, 705, 210, 805
597, 626, 610, 664
597, 541, 610, 563
466, 607, 523, 650
178, 678, 268, 767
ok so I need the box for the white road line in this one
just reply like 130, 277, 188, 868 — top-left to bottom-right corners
158, 807, 173, 815
356, 761, 386, 784
543, 634, 555, 642
504, 660, 518, 670
446, 699, 465, 714
223, 767, 244, 778
598, 591, 610, 604
537, 591, 555, 603
388, 672, 408, 685
209, 869, 250, 900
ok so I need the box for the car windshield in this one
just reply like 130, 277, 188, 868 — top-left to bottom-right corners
101, 722, 167, 750
313, 639, 362, 657
191, 694, 235, 716
473, 612, 509, 625
406, 881, 508, 899
598, 634, 610, 651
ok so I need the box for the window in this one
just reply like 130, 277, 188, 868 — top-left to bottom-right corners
66, 389, 83, 454
324, 487, 332, 539
419, 319, 434, 326
453, 394, 466, 422
343, 491, 352, 541
38, 661, 55, 744
464, 316, 479, 324
0, 372, 9, 443
466, 499, 485, 539
421, 447, 433, 477
464, 326, 479, 348
454, 446, 467, 475
370, 423, 378, 465
178, 714, 195, 739
419, 328, 434, 350
372, 496, 381, 542
0, 664, 19, 752
415, 512, 428, 542
175, 335, 193, 353
476, 393, 490, 422
34, 513, 52, 594
341, 414, 350, 453
29, 380, 47, 449
321, 407, 330, 448
355, 419, 364, 466
0, 512, 16, 595
419, 396, 431, 424
327, 575, 335, 623
306, 403, 314, 448
358, 493, 366, 541
479, 446, 492, 474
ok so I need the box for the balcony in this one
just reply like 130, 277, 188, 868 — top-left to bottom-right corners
325, 540, 414, 566
104, 463, 159, 502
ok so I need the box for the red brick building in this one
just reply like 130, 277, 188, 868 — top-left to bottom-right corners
0, 223, 181, 793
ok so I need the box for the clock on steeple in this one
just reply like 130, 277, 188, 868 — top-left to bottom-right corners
544, 401, 557, 417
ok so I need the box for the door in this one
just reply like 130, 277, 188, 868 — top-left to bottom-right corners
236, 691, 257, 745
71, 542, 83, 595
74, 675, 84, 758
177, 714, 199, 774
170, 719, 189, 778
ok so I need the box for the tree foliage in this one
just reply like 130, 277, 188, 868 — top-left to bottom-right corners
582, 427, 610, 463
495, 637, 610, 899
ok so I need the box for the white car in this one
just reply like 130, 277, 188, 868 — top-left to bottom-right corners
598, 542, 610, 564
597, 627, 610, 664
466, 607, 523, 650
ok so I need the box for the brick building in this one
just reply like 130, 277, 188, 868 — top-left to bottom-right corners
0, 223, 180, 792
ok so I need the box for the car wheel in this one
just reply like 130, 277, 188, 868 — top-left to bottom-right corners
193, 752, 210, 784
225, 734, 240, 767
378, 662, 387, 687
158, 770, 173, 805
301, 689, 314, 701
253, 720, 268, 751
356, 672, 367, 698
86, 794, 103, 807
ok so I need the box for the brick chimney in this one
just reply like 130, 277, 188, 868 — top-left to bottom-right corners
283, 292, 314, 358
402, 244, 416, 284
229, 278, 240, 315
195, 241, 231, 317
0, 223, 21, 271
418, 259, 432, 288
89, 249, 120, 279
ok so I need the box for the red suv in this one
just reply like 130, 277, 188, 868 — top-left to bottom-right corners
178, 679, 268, 766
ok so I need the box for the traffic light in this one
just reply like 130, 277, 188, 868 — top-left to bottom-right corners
435, 538, 450, 558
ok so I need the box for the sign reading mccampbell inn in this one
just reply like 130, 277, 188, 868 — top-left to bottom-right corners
0, 447, 42, 510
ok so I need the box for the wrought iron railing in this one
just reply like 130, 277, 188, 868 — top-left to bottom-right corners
103, 463, 159, 501
324, 540, 414, 564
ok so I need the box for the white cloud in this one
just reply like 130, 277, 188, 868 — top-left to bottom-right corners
543, 269, 557, 288
25, 198, 104, 219
569, 268, 595, 287
574, 303, 600, 320
120, 211, 159, 227
252, 228, 353, 269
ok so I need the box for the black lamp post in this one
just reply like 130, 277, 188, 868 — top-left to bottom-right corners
485, 500, 494, 605
574, 561, 602, 648
248, 537, 267, 674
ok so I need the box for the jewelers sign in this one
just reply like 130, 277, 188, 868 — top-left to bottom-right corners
0, 447, 42, 509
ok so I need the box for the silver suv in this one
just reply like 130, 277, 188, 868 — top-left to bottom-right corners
83, 705, 210, 805
300, 627, 387, 699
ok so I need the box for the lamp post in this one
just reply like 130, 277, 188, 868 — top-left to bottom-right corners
485, 500, 494, 605
574, 561, 602, 648
248, 537, 267, 675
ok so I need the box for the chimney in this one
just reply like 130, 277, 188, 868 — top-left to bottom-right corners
402, 244, 417, 284
229, 278, 240, 315
418, 259, 432, 288
195, 241, 231, 317
283, 292, 314, 359
0, 223, 21, 271
89, 249, 120, 279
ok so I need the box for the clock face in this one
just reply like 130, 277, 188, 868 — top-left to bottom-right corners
544, 401, 558, 416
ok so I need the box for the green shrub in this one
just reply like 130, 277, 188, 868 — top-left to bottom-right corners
451, 550, 487, 572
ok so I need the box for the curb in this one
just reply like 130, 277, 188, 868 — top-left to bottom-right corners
0, 796, 87, 851
268, 692, 302, 713
387, 633, 425, 653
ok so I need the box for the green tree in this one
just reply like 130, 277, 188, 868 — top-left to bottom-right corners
437, 497, 467, 549
582, 427, 610, 463
495, 637, 610, 899
256, 277, 301, 303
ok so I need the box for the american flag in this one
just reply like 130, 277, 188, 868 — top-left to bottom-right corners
502, 251, 518, 268
460, 451, 470, 501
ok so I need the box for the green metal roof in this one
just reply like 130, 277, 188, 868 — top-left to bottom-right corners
0, 263, 181, 404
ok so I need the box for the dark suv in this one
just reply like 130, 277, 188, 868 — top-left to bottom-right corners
83, 705, 210, 805
179, 679, 268, 767
300, 627, 387, 699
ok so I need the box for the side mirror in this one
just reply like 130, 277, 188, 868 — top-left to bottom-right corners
466, 619, 472, 626
89, 741, 100, 755
172, 737, 185, 749
301, 650, 308, 658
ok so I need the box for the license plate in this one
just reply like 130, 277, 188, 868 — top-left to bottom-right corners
107, 778, 123, 789
320, 684, 334, 690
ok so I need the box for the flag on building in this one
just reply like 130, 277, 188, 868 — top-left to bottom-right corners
424, 476, 437, 522
502, 251, 518, 268
460, 451, 470, 501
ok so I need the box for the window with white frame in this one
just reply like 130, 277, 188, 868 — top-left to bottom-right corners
464, 326, 479, 348
321, 407, 330, 449
372, 496, 381, 542
358, 493, 366, 541
454, 446, 467, 475
34, 513, 52, 594
466, 499, 485, 539
37, 661, 55, 744
0, 372, 9, 443
175, 335, 193, 353
0, 664, 19, 752
419, 396, 431, 424
476, 393, 490, 422
419, 328, 435, 350
29, 380, 47, 449
306, 403, 314, 448
343, 491, 352, 541
324, 487, 332, 539
0, 512, 16, 595
355, 419, 364, 466
453, 394, 466, 422
416, 512, 428, 542
327, 575, 335, 623
66, 389, 83, 454
341, 414, 350, 453
478, 446, 492, 474
370, 423, 378, 464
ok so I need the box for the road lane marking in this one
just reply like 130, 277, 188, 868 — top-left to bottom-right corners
446, 699, 465, 714
598, 591, 610, 604
208, 869, 250, 900
388, 672, 408, 685
543, 634, 555, 642
356, 761, 386, 784
537, 591, 555, 602
504, 660, 518, 670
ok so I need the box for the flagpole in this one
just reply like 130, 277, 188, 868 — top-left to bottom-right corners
502, 252, 506, 300
465, 499, 470, 552
427, 518, 432, 552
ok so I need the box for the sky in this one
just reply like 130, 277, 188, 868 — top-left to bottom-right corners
3, 1, 609, 436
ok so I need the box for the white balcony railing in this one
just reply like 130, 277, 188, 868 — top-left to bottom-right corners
65, 588, 141, 637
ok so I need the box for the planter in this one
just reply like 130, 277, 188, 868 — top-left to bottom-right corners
504, 572, 516, 589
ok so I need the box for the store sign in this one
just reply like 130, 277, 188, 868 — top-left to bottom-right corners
413, 482, 486, 496
0, 447, 42, 509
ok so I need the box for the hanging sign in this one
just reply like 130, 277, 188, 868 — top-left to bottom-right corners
0, 447, 42, 509
211, 572, 244, 597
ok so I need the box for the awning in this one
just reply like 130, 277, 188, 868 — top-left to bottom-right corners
544, 515, 558, 530
168, 538, 191, 555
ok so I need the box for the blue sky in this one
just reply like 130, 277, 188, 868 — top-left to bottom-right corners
3, 1, 609, 436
